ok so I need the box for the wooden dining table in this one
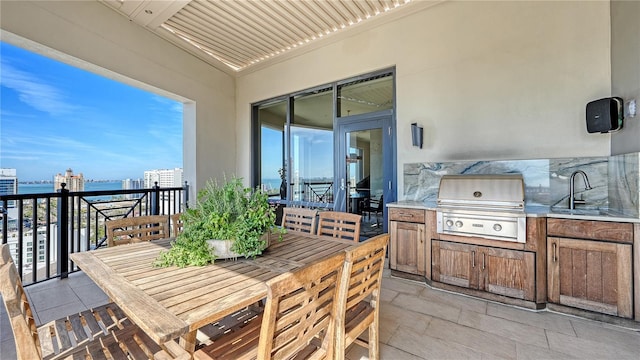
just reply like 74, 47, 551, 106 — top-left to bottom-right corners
69, 231, 354, 353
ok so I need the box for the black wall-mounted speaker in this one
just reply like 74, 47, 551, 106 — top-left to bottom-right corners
586, 97, 623, 133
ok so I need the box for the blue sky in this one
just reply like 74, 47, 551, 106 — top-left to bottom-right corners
1, 41, 182, 182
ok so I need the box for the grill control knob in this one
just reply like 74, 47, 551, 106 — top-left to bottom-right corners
455, 221, 463, 228
493, 224, 503, 232
445, 220, 454, 227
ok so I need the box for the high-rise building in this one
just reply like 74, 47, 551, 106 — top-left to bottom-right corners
143, 169, 184, 213
0, 168, 18, 208
144, 168, 183, 188
122, 178, 144, 190
54, 168, 84, 192
122, 178, 144, 199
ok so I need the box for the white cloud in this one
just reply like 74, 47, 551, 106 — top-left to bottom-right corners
0, 59, 78, 116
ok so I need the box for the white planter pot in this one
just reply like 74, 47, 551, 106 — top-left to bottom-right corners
206, 232, 271, 259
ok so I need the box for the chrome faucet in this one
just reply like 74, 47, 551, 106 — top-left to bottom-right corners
569, 170, 592, 209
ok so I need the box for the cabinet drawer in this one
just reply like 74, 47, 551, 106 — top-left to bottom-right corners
389, 208, 425, 223
547, 218, 633, 244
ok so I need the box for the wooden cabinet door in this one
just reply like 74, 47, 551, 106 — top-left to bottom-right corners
480, 247, 535, 301
548, 237, 633, 318
390, 221, 426, 275
432, 240, 479, 289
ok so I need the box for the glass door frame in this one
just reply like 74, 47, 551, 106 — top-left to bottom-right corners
335, 110, 396, 232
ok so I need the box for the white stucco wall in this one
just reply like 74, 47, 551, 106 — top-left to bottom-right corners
236, 1, 612, 195
611, 0, 640, 154
0, 1, 236, 198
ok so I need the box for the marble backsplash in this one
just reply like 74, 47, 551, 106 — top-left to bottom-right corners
403, 152, 640, 217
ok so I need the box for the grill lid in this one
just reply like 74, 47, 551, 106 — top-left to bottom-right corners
437, 174, 525, 211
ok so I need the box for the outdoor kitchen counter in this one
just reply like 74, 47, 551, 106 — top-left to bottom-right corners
386, 201, 640, 223
525, 205, 640, 223
387, 200, 437, 210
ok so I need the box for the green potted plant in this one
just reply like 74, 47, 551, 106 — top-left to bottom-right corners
155, 177, 284, 267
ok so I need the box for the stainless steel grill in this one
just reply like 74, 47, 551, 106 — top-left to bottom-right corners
436, 174, 526, 243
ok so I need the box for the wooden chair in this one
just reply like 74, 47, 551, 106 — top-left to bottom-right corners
335, 233, 389, 360
317, 211, 362, 243
0, 244, 189, 360
1, 241, 12, 265
193, 251, 347, 360
106, 214, 170, 247
281, 207, 318, 233
171, 212, 184, 237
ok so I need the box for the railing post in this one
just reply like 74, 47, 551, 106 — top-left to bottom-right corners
151, 181, 160, 215
57, 183, 69, 279
184, 181, 190, 209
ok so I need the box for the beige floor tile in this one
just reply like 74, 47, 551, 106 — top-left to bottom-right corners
346, 341, 425, 360
546, 330, 639, 360
382, 276, 425, 296
486, 303, 576, 336
457, 309, 549, 348
379, 302, 432, 335
424, 318, 517, 359
515, 343, 580, 360
569, 319, 640, 354
419, 286, 489, 314
380, 287, 399, 303
391, 293, 461, 323
389, 325, 483, 359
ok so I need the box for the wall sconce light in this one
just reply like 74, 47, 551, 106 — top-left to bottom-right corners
411, 122, 423, 149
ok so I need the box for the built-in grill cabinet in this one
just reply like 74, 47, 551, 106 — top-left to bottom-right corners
429, 174, 546, 308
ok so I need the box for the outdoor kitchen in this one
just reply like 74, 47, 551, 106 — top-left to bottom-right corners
388, 152, 640, 327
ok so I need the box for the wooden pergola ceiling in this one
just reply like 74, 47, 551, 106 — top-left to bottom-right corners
100, 0, 424, 73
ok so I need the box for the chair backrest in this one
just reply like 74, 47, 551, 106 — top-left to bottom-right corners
339, 233, 389, 312
257, 251, 346, 360
334, 233, 389, 359
317, 211, 362, 243
106, 215, 170, 247
1, 242, 12, 266
171, 212, 184, 237
281, 207, 318, 233
0, 244, 43, 360
376, 194, 384, 211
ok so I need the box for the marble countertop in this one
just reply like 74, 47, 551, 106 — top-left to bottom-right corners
387, 201, 640, 223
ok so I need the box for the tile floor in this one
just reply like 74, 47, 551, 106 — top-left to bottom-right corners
2, 269, 640, 359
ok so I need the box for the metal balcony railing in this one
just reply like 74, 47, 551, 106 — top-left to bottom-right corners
0, 182, 189, 285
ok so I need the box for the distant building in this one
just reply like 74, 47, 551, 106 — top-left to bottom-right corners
122, 178, 144, 190
122, 178, 144, 199
0, 168, 18, 208
144, 169, 183, 214
144, 168, 183, 188
54, 168, 84, 192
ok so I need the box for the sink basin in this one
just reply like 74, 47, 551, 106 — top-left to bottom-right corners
549, 208, 614, 217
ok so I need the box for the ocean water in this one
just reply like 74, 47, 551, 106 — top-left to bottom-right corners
18, 181, 122, 195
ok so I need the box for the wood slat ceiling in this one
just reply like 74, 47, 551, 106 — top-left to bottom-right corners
100, 0, 421, 73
